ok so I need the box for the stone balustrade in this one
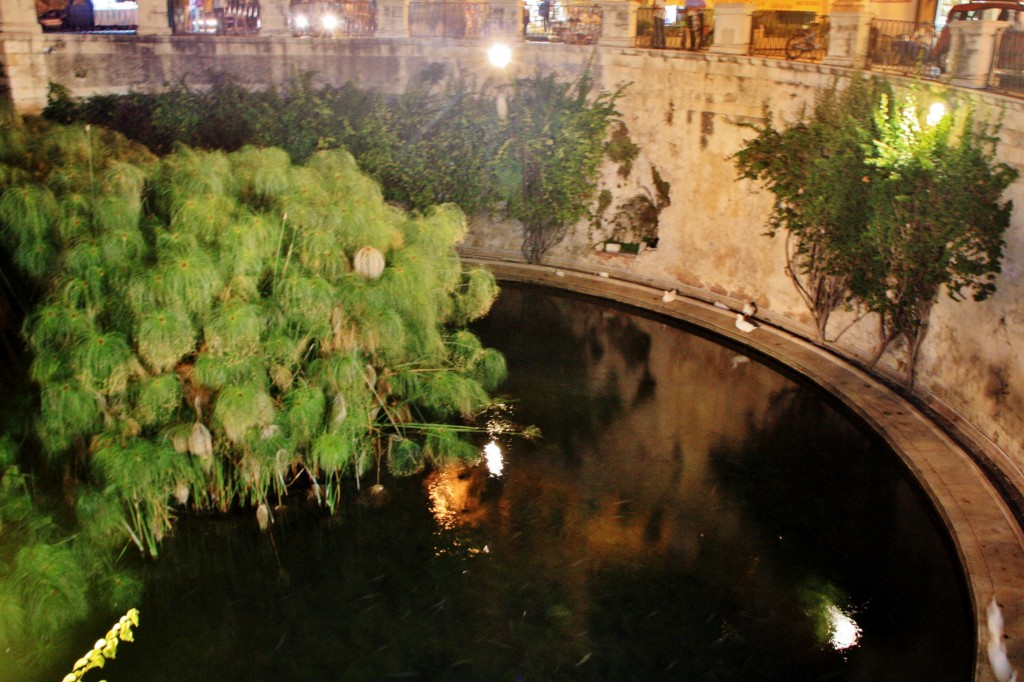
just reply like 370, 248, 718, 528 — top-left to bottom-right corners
5, 0, 1016, 93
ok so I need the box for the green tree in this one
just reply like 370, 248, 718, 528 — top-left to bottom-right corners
495, 70, 622, 263
45, 70, 625, 265
344, 75, 502, 217
734, 77, 888, 343
0, 123, 507, 556
856, 96, 1016, 385
735, 79, 1015, 387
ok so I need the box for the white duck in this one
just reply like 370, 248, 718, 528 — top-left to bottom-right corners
735, 314, 759, 333
742, 301, 758, 317
988, 598, 1018, 682
662, 289, 678, 303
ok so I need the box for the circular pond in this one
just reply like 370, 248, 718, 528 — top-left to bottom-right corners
40, 283, 973, 681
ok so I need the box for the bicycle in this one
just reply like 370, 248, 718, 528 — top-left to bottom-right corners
785, 21, 824, 59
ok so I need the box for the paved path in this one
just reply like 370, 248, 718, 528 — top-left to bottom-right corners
470, 258, 1024, 682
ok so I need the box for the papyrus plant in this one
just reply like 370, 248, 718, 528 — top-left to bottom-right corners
0, 123, 506, 556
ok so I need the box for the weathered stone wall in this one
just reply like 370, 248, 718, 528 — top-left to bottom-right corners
592, 51, 1024, 488
10, 34, 1024, 486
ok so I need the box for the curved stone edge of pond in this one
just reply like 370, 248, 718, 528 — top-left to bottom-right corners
467, 258, 1024, 682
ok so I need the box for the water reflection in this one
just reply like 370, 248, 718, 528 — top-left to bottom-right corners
483, 441, 503, 477
476, 285, 799, 574
427, 467, 488, 532
466, 284, 971, 679
27, 284, 971, 682
828, 604, 863, 651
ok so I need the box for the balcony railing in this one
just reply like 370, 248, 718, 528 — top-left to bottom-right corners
525, 3, 602, 44
991, 27, 1024, 94
635, 6, 713, 50
30, 0, 1024, 103
223, 0, 262, 33
172, 0, 261, 34
867, 19, 939, 77
409, 2, 491, 39
290, 1, 376, 36
558, 4, 602, 44
40, 0, 139, 32
750, 10, 828, 60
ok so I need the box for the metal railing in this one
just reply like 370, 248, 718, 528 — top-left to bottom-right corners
222, 0, 262, 34
990, 27, 1024, 94
173, 1, 262, 34
523, 3, 546, 40
635, 6, 713, 51
556, 4, 602, 44
409, 2, 491, 39
750, 10, 827, 59
290, 1, 376, 36
41, 0, 139, 32
634, 5, 660, 46
867, 19, 939, 77
35, 1, 1024, 103
525, 3, 602, 44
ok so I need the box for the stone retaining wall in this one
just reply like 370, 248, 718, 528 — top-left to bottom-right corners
5, 33, 1024, 498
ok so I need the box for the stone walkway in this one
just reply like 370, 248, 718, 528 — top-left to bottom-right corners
469, 258, 1024, 682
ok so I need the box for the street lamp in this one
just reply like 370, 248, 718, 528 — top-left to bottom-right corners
488, 43, 513, 68
926, 102, 946, 127
488, 43, 513, 120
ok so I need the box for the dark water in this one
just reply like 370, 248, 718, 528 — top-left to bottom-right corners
42, 284, 973, 681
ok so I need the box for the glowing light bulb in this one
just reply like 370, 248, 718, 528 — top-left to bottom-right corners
488, 43, 512, 69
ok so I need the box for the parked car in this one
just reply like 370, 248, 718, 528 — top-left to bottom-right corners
934, 0, 1024, 69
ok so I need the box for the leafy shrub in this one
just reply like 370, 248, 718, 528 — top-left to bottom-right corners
45, 67, 624, 263
1, 122, 505, 556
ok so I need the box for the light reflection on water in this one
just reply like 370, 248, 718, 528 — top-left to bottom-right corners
32, 283, 971, 682
483, 441, 504, 478
828, 604, 863, 651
